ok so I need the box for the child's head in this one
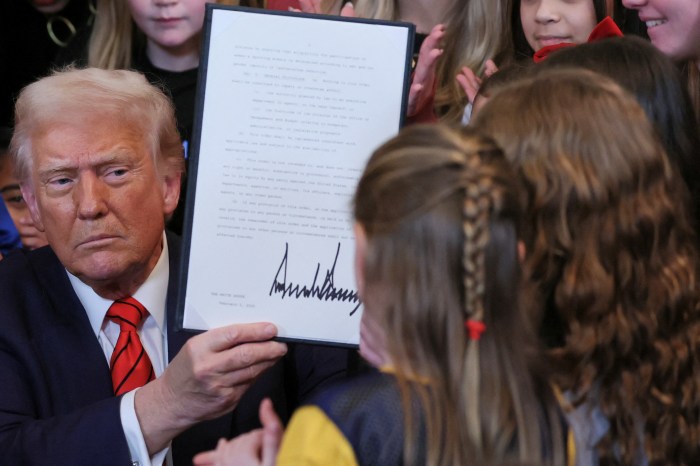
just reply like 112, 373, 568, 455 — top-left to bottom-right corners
543, 36, 700, 226
127, 0, 209, 67
354, 124, 523, 374
621, 0, 700, 63
353, 124, 564, 464
0, 128, 47, 250
89, 0, 245, 70
512, 0, 611, 58
471, 67, 700, 463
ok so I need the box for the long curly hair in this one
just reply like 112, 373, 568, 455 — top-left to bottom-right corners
354, 124, 564, 466
471, 68, 700, 465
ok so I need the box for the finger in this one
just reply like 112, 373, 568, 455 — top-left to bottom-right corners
455, 74, 470, 98
422, 23, 446, 49
234, 430, 266, 463
192, 450, 216, 466
484, 59, 499, 77
204, 341, 287, 384
259, 399, 283, 466
339, 1, 355, 17
413, 48, 443, 84
204, 323, 278, 353
461, 66, 482, 88
412, 24, 445, 86
288, 6, 301, 12
298, 0, 318, 13
260, 398, 283, 434
407, 83, 424, 115
457, 66, 481, 102
456, 74, 479, 103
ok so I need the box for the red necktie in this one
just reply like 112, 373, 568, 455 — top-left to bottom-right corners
106, 297, 156, 396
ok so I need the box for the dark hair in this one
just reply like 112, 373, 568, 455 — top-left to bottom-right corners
511, 0, 611, 59
0, 127, 11, 152
475, 62, 533, 101
543, 36, 700, 230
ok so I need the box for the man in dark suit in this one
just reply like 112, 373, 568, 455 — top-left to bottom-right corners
0, 67, 292, 466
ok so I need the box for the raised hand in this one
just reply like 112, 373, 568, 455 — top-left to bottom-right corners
295, 0, 354, 16
407, 24, 446, 117
192, 398, 283, 466
455, 59, 498, 104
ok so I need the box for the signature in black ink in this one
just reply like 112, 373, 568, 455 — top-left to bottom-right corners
269, 242, 361, 316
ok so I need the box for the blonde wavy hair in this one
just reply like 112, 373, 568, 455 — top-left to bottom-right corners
320, 0, 513, 125
354, 124, 564, 466
471, 68, 700, 464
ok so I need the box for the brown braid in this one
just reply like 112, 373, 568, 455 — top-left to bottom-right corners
461, 152, 493, 324
460, 148, 495, 450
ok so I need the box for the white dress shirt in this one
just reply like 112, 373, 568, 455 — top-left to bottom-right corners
68, 232, 171, 466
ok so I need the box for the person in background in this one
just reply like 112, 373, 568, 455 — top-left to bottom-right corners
0, 126, 48, 251
621, 0, 700, 134
471, 67, 700, 465
458, 0, 621, 122
0, 0, 93, 129
193, 124, 567, 466
0, 197, 21, 259
542, 35, 700, 232
299, 0, 513, 125
0, 66, 288, 466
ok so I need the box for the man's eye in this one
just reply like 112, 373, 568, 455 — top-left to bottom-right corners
6, 195, 24, 204
47, 177, 73, 188
109, 168, 128, 177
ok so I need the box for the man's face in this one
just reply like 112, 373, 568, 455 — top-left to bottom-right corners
21, 118, 180, 297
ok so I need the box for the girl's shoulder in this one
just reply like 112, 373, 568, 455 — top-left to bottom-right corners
306, 369, 425, 465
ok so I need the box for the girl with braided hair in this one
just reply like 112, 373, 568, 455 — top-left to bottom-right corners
471, 67, 700, 465
194, 123, 566, 466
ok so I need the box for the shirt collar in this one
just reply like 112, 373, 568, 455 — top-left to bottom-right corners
68, 232, 170, 338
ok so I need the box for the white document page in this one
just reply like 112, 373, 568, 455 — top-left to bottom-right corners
182, 7, 411, 346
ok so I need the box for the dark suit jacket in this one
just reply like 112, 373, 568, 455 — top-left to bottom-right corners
0, 233, 355, 465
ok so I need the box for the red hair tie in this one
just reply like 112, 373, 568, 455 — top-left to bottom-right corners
465, 319, 486, 340
533, 17, 623, 63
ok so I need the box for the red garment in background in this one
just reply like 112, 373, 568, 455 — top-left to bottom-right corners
266, 0, 301, 10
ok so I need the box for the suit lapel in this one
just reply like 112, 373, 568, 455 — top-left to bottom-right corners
27, 247, 114, 408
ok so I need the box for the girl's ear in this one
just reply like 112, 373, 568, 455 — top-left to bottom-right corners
518, 240, 526, 263
353, 223, 367, 299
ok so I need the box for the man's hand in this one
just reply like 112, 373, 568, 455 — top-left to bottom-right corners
192, 398, 283, 466
135, 323, 287, 454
